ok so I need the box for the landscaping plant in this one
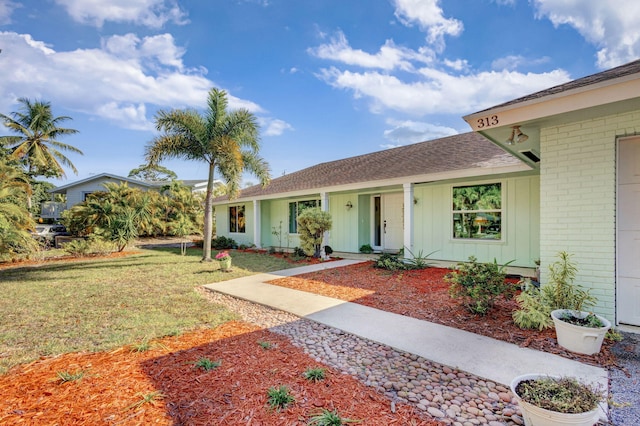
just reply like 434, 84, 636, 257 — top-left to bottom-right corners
515, 376, 602, 414
513, 251, 598, 330
266, 385, 295, 411
296, 207, 332, 257
446, 256, 515, 315
308, 408, 361, 425
303, 367, 327, 382
403, 247, 438, 269
56, 370, 85, 383
374, 252, 406, 271
358, 244, 373, 254
193, 357, 221, 371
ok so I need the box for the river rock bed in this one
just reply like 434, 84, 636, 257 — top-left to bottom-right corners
204, 289, 527, 426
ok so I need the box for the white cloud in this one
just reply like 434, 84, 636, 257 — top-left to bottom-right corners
102, 33, 185, 70
317, 66, 570, 116
0, 31, 263, 130
532, 0, 640, 68
0, 0, 19, 25
308, 30, 434, 71
54, 0, 188, 28
383, 118, 458, 145
262, 118, 293, 136
392, 0, 463, 50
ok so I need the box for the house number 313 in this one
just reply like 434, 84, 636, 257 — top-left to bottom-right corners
477, 115, 499, 128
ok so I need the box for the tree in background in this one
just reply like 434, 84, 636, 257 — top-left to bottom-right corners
0, 98, 81, 179
128, 163, 178, 181
296, 208, 332, 258
63, 181, 202, 252
146, 88, 270, 261
0, 98, 82, 214
0, 159, 38, 261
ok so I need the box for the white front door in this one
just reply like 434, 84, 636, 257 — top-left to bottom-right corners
618, 137, 640, 326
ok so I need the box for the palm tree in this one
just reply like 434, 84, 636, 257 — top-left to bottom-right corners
146, 88, 270, 261
0, 98, 81, 179
0, 160, 38, 259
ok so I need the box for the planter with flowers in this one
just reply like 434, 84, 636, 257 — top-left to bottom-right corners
216, 251, 232, 272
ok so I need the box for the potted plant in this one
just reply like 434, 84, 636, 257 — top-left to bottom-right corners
510, 374, 603, 426
215, 251, 232, 272
545, 252, 611, 354
551, 309, 611, 355
513, 252, 611, 355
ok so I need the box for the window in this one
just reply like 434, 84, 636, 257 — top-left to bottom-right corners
229, 205, 245, 233
288, 199, 320, 233
452, 183, 502, 240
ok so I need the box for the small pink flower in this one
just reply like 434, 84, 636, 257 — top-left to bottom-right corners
216, 251, 231, 260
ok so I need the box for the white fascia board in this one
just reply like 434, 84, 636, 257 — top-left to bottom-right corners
464, 77, 640, 131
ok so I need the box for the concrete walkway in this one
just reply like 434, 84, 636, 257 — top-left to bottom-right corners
203, 259, 608, 393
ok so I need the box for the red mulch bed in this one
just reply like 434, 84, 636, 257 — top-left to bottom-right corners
0, 322, 441, 425
268, 261, 619, 369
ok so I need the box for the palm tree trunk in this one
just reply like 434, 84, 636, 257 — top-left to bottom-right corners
201, 162, 215, 261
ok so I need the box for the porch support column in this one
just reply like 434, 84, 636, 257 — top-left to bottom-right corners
321, 192, 330, 258
403, 183, 414, 259
253, 199, 261, 249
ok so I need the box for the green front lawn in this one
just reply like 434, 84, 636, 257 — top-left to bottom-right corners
0, 248, 294, 374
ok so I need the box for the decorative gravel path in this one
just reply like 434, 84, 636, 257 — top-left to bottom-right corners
204, 290, 527, 426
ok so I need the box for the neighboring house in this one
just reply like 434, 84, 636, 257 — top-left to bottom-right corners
42, 173, 221, 219
213, 58, 640, 328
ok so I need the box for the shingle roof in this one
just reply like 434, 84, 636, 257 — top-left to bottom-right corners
475, 59, 640, 113
220, 132, 523, 201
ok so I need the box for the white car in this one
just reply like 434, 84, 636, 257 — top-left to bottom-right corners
32, 224, 70, 245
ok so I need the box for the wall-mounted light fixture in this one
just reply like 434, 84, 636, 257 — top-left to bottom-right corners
505, 126, 529, 145
345, 201, 353, 210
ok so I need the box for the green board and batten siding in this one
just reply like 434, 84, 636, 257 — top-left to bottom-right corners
413, 174, 539, 268
215, 173, 539, 268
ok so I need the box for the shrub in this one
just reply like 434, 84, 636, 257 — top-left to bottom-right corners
359, 244, 373, 254
374, 252, 406, 271
513, 251, 598, 330
446, 256, 514, 315
62, 237, 116, 257
292, 246, 306, 258
297, 208, 332, 257
211, 236, 237, 249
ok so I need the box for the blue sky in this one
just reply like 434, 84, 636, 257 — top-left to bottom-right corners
1, 0, 639, 187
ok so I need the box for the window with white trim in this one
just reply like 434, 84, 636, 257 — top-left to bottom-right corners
229, 205, 245, 233
288, 199, 320, 233
452, 183, 502, 240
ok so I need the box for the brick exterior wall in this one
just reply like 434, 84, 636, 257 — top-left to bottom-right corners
540, 110, 640, 321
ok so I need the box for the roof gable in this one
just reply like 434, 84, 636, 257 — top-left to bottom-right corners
468, 59, 640, 117
49, 173, 157, 194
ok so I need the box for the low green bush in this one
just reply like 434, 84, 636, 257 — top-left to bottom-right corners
374, 252, 406, 271
446, 256, 515, 315
62, 237, 116, 257
211, 236, 237, 249
359, 244, 373, 254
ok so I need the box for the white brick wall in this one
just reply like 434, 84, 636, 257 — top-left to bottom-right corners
540, 110, 640, 321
